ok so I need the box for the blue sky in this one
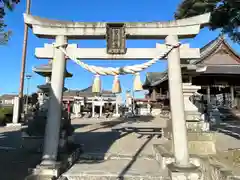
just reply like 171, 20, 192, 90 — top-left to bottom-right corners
0, 0, 239, 98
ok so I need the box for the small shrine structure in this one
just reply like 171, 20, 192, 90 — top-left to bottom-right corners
63, 86, 120, 118
33, 61, 72, 110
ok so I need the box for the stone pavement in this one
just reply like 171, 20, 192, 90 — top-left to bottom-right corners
72, 117, 167, 156
0, 126, 42, 180
61, 117, 240, 180
214, 121, 240, 141
0, 117, 239, 180
61, 117, 170, 179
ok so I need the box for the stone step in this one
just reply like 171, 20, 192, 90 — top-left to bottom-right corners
217, 128, 240, 138
25, 175, 56, 180
152, 144, 201, 169
79, 152, 155, 161
60, 157, 169, 180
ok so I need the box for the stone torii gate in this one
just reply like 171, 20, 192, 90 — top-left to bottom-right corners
24, 13, 210, 177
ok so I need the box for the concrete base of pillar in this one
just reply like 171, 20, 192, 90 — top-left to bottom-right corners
186, 121, 210, 132
25, 147, 81, 180
185, 111, 209, 132
151, 108, 161, 116
185, 111, 201, 121
167, 163, 201, 180
26, 162, 61, 180
74, 113, 82, 118
154, 131, 217, 168
153, 144, 201, 170
6, 123, 22, 128
112, 113, 120, 117
25, 174, 57, 180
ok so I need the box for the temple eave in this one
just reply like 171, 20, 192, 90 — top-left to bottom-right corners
37, 84, 68, 92
34, 71, 73, 78
33, 67, 73, 78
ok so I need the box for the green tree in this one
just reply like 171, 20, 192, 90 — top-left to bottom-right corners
175, 0, 240, 43
0, 0, 20, 45
30, 93, 38, 105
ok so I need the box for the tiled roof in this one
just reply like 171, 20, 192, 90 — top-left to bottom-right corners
143, 36, 240, 88
202, 65, 240, 74
37, 83, 68, 92
143, 72, 167, 88
0, 94, 17, 100
192, 35, 240, 65
63, 86, 116, 98
32, 62, 73, 77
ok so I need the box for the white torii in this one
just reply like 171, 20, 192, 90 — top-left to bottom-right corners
24, 12, 210, 177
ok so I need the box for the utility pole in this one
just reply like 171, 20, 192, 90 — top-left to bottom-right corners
132, 90, 135, 115
18, 0, 31, 122
25, 74, 32, 115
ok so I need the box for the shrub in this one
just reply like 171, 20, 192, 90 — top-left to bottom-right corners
0, 112, 5, 125
0, 106, 12, 113
0, 107, 13, 125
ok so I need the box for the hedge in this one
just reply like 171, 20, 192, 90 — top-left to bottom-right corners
0, 107, 13, 125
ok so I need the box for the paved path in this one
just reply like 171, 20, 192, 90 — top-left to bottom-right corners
0, 117, 239, 180
0, 126, 42, 180
212, 120, 240, 143
62, 118, 169, 179
62, 117, 240, 179
71, 117, 167, 156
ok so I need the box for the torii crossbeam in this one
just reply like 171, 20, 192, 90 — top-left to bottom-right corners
24, 13, 210, 39
35, 43, 200, 60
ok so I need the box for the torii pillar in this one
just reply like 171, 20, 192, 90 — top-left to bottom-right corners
166, 35, 189, 166
41, 35, 67, 166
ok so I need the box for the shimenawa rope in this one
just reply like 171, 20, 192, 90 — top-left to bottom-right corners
53, 43, 181, 76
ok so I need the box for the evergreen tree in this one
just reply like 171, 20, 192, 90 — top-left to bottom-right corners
0, 0, 20, 45
175, 0, 240, 43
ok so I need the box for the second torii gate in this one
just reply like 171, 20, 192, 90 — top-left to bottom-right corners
24, 13, 210, 177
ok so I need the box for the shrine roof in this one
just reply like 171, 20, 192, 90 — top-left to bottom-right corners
37, 83, 68, 92
200, 65, 240, 75
63, 86, 116, 98
32, 62, 73, 78
192, 35, 240, 65
143, 65, 192, 88
143, 36, 240, 88
0, 94, 18, 100
143, 72, 167, 88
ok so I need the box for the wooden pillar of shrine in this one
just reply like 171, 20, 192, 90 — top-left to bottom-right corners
152, 88, 157, 101
231, 86, 235, 107
207, 86, 211, 105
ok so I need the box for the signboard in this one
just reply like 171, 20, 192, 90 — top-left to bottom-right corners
106, 23, 126, 54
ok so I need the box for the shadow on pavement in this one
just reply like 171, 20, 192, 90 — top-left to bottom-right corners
211, 107, 240, 140
0, 128, 42, 180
